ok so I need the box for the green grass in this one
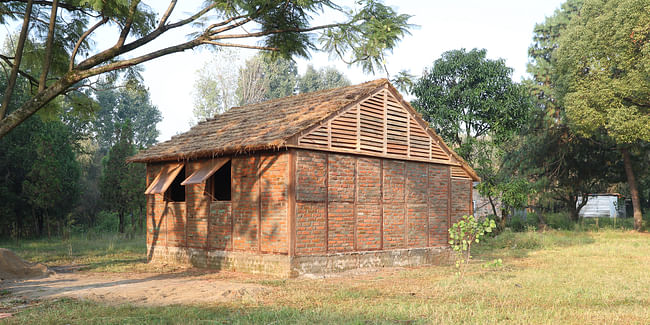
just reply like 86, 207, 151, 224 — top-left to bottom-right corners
2, 229, 650, 324
0, 233, 146, 272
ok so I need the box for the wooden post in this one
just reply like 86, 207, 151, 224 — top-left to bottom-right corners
288, 150, 296, 256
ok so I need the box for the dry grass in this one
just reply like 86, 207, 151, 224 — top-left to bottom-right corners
2, 229, 650, 324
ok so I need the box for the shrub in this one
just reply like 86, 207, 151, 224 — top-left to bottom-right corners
449, 215, 496, 275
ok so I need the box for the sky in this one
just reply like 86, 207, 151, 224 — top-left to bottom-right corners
5, 0, 567, 141
139, 0, 566, 141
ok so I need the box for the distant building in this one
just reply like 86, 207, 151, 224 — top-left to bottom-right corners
578, 194, 626, 218
472, 182, 502, 218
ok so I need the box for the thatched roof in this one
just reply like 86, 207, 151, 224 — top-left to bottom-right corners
129, 79, 388, 163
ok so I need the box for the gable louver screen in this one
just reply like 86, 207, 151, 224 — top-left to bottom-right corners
298, 89, 452, 163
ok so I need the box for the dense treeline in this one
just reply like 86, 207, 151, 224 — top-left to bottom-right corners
0, 75, 161, 238
411, 0, 649, 229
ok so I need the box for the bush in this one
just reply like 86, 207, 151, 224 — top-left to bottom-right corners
93, 210, 120, 234
506, 212, 539, 232
544, 212, 574, 230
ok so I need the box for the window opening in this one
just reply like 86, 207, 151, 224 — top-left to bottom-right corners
207, 161, 231, 201
166, 166, 186, 202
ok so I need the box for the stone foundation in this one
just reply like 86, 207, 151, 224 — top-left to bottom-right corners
147, 244, 450, 277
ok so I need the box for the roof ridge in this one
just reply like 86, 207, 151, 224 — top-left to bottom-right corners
200, 78, 389, 123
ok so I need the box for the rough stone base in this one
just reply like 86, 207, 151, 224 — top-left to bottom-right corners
147, 245, 292, 276
290, 247, 450, 277
147, 245, 450, 277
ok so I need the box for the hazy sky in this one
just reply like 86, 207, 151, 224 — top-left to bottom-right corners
140, 0, 566, 141
5, 1, 567, 141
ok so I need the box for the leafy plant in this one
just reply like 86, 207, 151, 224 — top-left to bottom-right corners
448, 215, 496, 275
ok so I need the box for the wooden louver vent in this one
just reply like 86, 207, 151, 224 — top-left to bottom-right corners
298, 89, 452, 163
451, 166, 471, 179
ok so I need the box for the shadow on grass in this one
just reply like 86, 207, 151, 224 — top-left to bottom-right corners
2, 297, 419, 325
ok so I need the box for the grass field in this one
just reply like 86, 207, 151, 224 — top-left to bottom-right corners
2, 229, 650, 324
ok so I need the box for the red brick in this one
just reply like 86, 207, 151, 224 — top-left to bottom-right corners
328, 202, 354, 252
356, 204, 381, 250
328, 154, 356, 202
296, 202, 326, 254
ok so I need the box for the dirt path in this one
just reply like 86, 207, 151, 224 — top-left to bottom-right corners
1, 271, 269, 306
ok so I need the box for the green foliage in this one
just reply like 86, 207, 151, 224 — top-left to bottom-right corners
320, 0, 413, 73
94, 84, 161, 151
506, 213, 540, 232
448, 215, 496, 274
236, 53, 298, 106
0, 113, 80, 238
0, 0, 413, 141
412, 48, 534, 221
297, 65, 350, 94
99, 122, 145, 234
412, 48, 531, 148
554, 0, 650, 144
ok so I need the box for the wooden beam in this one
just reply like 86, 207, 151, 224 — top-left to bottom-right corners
288, 149, 296, 257
325, 152, 329, 253
382, 90, 388, 155
286, 144, 462, 167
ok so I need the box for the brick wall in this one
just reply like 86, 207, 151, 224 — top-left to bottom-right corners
451, 178, 472, 224
186, 160, 208, 249
146, 151, 290, 257
293, 149, 467, 256
429, 165, 450, 246
208, 201, 232, 250
259, 153, 288, 254
232, 155, 259, 251
144, 149, 469, 260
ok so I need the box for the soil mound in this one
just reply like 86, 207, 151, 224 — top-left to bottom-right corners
0, 248, 52, 281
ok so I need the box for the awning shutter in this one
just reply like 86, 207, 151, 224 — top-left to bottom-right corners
181, 158, 230, 185
144, 163, 183, 194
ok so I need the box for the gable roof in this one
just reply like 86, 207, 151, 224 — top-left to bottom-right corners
129, 79, 479, 181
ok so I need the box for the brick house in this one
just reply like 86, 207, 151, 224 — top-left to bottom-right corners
128, 79, 479, 277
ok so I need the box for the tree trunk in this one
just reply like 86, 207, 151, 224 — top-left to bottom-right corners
38, 0, 59, 92
488, 195, 498, 217
119, 211, 125, 233
621, 148, 643, 230
0, 0, 34, 119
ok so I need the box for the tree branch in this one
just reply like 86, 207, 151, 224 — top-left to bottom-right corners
69, 16, 109, 71
207, 16, 253, 36
0, 55, 39, 86
38, 0, 58, 92
116, 0, 140, 47
75, 2, 217, 71
158, 0, 176, 28
0, 0, 33, 119
202, 40, 279, 51
212, 23, 342, 40
0, 0, 85, 12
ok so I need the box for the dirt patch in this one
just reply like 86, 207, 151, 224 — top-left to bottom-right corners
1, 271, 269, 306
0, 248, 52, 281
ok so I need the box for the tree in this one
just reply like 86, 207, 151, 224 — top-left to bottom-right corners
502, 112, 623, 221
0, 0, 412, 138
519, 0, 616, 222
100, 121, 145, 234
93, 83, 161, 151
22, 119, 80, 237
297, 64, 350, 93
236, 53, 298, 106
411, 48, 531, 159
191, 48, 240, 123
554, 0, 649, 229
411, 48, 533, 222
